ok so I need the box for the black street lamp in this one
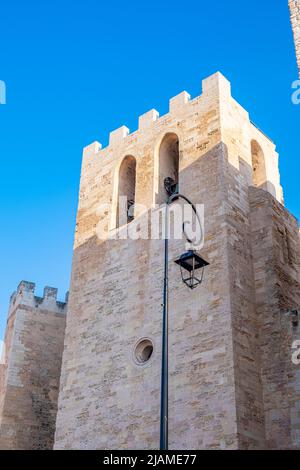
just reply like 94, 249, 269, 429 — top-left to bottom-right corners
160, 178, 209, 451
174, 250, 209, 290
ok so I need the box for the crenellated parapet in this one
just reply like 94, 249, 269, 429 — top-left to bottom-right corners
9, 281, 68, 316
80, 72, 278, 177
76, 72, 283, 252
82, 72, 234, 159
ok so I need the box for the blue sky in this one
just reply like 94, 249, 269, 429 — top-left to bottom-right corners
0, 0, 299, 340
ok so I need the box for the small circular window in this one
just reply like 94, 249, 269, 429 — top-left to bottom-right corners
134, 338, 154, 365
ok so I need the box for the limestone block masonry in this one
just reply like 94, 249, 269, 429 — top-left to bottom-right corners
0, 281, 67, 449
289, 0, 300, 76
54, 71, 300, 450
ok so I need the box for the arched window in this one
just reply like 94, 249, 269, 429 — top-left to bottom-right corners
156, 133, 179, 204
251, 140, 267, 188
117, 155, 136, 227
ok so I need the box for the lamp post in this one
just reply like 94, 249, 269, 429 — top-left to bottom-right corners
159, 178, 209, 451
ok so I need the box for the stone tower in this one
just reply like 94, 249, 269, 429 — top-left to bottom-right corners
0, 281, 67, 449
54, 72, 300, 450
289, 0, 300, 76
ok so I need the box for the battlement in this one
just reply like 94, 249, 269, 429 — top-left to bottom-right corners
83, 72, 233, 157
9, 281, 68, 315
82, 71, 275, 165
77, 71, 283, 224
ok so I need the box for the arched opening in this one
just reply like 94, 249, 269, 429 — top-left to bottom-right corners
251, 140, 267, 188
117, 155, 136, 227
156, 133, 179, 204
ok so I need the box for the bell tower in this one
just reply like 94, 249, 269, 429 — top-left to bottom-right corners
54, 72, 300, 450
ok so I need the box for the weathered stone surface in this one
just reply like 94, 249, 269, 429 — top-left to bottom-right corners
249, 188, 300, 449
289, 0, 300, 76
0, 282, 67, 449
54, 71, 299, 450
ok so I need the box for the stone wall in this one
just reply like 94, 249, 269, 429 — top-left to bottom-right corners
55, 74, 234, 449
250, 188, 300, 449
0, 281, 67, 449
54, 72, 300, 449
289, 0, 300, 76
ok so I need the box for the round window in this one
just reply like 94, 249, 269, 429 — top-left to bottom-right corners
134, 338, 154, 365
